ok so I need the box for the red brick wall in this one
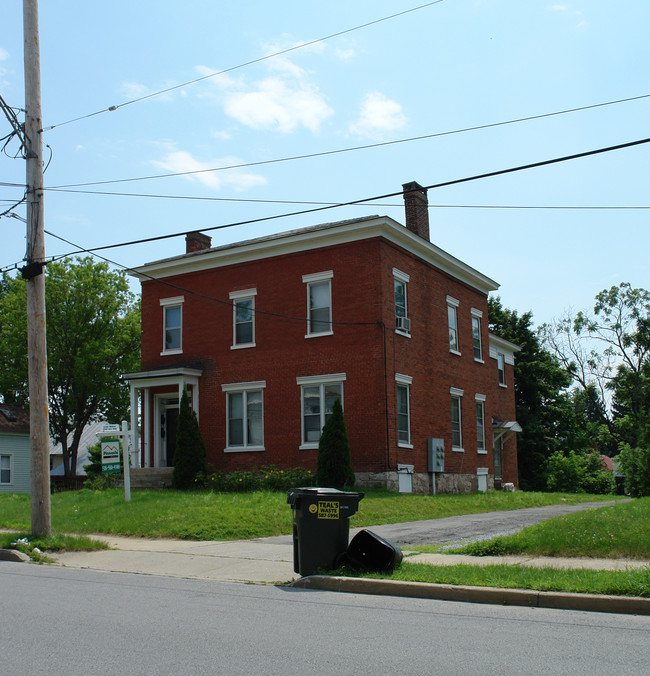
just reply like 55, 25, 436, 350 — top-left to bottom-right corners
139, 234, 518, 486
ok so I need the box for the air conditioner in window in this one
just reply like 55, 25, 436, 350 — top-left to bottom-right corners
395, 316, 411, 332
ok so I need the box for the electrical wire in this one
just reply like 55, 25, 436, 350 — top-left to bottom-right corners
44, 135, 650, 259
39, 1, 445, 133
44, 93, 650, 190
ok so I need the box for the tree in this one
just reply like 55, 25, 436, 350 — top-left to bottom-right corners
0, 257, 140, 478
316, 398, 355, 489
488, 297, 576, 491
540, 283, 650, 452
172, 388, 207, 489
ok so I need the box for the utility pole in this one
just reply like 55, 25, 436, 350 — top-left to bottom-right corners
23, 0, 51, 537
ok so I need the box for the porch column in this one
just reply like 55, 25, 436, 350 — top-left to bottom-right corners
129, 383, 139, 467
143, 387, 151, 467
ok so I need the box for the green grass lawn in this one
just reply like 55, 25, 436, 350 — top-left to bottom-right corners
0, 488, 616, 541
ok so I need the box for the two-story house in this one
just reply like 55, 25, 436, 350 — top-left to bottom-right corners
124, 182, 520, 493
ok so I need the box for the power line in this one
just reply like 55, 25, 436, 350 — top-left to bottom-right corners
39, 1, 445, 133
39, 186, 650, 210
44, 93, 650, 190
46, 135, 650, 259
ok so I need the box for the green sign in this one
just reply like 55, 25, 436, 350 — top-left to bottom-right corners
101, 438, 121, 474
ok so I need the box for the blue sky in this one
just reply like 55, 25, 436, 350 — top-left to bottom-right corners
1, 1, 648, 327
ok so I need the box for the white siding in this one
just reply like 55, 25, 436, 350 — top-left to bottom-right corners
0, 434, 31, 494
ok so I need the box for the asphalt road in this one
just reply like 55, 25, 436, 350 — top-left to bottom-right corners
2, 563, 649, 675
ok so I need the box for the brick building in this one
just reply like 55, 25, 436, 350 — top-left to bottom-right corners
125, 182, 521, 493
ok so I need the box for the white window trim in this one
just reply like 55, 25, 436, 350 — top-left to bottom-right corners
230, 288, 257, 350
475, 394, 487, 454
160, 296, 184, 356
471, 308, 484, 363
450, 387, 464, 452
221, 381, 266, 453
497, 352, 507, 388
303, 271, 333, 338
395, 373, 413, 449
447, 296, 460, 355
297, 373, 345, 449
393, 269, 411, 336
0, 454, 12, 485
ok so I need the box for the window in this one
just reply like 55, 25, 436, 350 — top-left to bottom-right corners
393, 268, 410, 334
471, 309, 483, 361
303, 271, 333, 337
297, 374, 345, 447
222, 382, 265, 451
497, 352, 506, 386
450, 387, 464, 450
476, 394, 486, 453
230, 289, 257, 348
160, 296, 184, 354
447, 296, 460, 353
0, 455, 11, 484
395, 373, 412, 447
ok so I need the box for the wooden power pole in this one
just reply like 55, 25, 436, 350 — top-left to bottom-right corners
23, 0, 51, 537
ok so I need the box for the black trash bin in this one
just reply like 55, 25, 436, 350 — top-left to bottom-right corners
287, 487, 364, 576
346, 529, 403, 572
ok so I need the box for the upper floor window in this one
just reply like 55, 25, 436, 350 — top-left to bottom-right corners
0, 455, 11, 484
471, 309, 483, 362
447, 296, 460, 354
230, 289, 257, 349
297, 373, 345, 448
160, 296, 184, 354
395, 373, 412, 447
497, 352, 506, 386
450, 387, 464, 451
303, 271, 333, 337
393, 268, 410, 334
475, 394, 486, 453
222, 382, 265, 451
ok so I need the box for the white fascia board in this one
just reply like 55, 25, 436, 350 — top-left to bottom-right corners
488, 333, 522, 356
132, 216, 500, 295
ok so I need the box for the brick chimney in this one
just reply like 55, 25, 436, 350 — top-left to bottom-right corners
402, 181, 430, 241
185, 231, 212, 253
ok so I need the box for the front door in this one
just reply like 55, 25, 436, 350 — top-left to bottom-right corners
163, 403, 179, 467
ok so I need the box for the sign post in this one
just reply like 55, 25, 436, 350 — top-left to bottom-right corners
97, 421, 132, 502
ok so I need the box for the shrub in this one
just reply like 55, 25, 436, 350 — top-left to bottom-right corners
196, 465, 316, 492
173, 389, 207, 489
316, 398, 355, 490
546, 450, 615, 494
617, 444, 650, 497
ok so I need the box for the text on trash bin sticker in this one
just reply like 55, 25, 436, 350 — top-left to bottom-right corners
313, 501, 339, 519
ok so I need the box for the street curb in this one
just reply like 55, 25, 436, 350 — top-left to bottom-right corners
0, 548, 30, 563
291, 576, 650, 616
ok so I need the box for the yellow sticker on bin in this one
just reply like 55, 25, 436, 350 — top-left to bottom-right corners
317, 501, 339, 519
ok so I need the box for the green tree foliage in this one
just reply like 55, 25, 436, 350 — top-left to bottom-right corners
316, 398, 355, 489
0, 258, 140, 477
616, 444, 650, 497
546, 450, 614, 494
172, 388, 207, 489
488, 297, 575, 491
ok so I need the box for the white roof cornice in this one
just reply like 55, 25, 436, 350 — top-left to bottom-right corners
132, 216, 499, 295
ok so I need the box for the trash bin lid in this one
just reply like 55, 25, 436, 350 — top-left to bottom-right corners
287, 486, 364, 505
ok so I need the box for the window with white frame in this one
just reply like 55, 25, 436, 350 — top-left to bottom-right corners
303, 271, 333, 337
450, 387, 464, 450
395, 373, 412, 447
497, 352, 506, 386
0, 455, 11, 484
297, 374, 345, 447
475, 394, 486, 452
447, 296, 460, 353
471, 309, 483, 361
393, 268, 410, 334
221, 382, 265, 451
230, 289, 257, 348
160, 296, 184, 354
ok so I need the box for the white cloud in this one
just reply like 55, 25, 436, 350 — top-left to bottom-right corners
151, 150, 266, 191
349, 92, 407, 138
335, 47, 356, 62
0, 48, 9, 61
223, 77, 333, 133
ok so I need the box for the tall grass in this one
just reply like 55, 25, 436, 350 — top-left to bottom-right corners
0, 488, 619, 541
447, 498, 650, 559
